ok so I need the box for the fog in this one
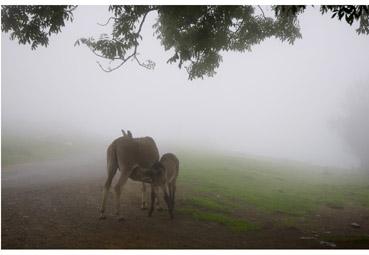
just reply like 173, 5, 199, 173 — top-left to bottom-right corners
2, 6, 369, 168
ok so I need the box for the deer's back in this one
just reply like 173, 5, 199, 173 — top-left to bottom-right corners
160, 153, 179, 184
109, 136, 159, 170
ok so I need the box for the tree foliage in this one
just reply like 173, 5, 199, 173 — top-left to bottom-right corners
1, 5, 76, 49
2, 5, 369, 79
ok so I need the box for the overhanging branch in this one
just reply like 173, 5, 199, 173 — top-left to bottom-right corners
258, 5, 267, 20
95, 7, 157, 72
97, 52, 135, 72
97, 16, 117, 26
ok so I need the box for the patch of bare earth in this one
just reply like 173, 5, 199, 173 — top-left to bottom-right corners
294, 205, 369, 248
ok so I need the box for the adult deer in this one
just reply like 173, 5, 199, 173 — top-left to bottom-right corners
100, 130, 159, 220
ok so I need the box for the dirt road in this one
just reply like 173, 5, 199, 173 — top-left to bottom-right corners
2, 155, 368, 249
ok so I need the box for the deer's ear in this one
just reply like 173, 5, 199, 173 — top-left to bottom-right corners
121, 129, 127, 136
127, 130, 132, 138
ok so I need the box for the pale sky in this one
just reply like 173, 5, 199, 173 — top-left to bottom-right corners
2, 6, 369, 167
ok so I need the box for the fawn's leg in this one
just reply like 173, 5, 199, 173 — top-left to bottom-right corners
141, 182, 148, 210
148, 185, 156, 217
154, 186, 163, 211
161, 184, 173, 219
171, 182, 177, 210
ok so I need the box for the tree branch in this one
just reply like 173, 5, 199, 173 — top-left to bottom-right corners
91, 49, 121, 60
258, 5, 267, 20
95, 8, 158, 72
234, 19, 244, 34
134, 55, 153, 69
135, 8, 155, 37
97, 16, 117, 26
97, 52, 135, 72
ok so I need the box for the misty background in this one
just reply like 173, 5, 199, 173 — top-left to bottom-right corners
2, 6, 369, 168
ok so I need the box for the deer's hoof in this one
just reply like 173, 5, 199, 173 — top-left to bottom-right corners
99, 215, 107, 220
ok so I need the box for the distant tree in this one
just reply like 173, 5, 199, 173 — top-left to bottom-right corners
2, 5, 369, 80
338, 82, 369, 170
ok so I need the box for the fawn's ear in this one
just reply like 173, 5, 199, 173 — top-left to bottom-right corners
152, 161, 165, 176
152, 161, 162, 170
121, 129, 127, 136
127, 130, 132, 138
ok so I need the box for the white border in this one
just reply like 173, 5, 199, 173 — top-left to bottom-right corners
2, 0, 369, 6
1, 249, 369, 254
1, 0, 369, 254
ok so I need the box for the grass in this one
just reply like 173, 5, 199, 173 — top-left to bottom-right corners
178, 208, 256, 232
175, 150, 369, 232
1, 133, 103, 166
2, 137, 70, 165
186, 197, 230, 213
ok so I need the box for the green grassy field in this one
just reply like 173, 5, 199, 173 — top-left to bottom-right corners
176, 150, 369, 232
1, 133, 103, 166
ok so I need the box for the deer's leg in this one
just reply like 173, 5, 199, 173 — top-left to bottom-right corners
155, 186, 163, 211
148, 185, 156, 217
168, 182, 173, 206
161, 184, 173, 219
100, 159, 117, 219
114, 170, 129, 221
141, 182, 148, 210
171, 181, 177, 210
